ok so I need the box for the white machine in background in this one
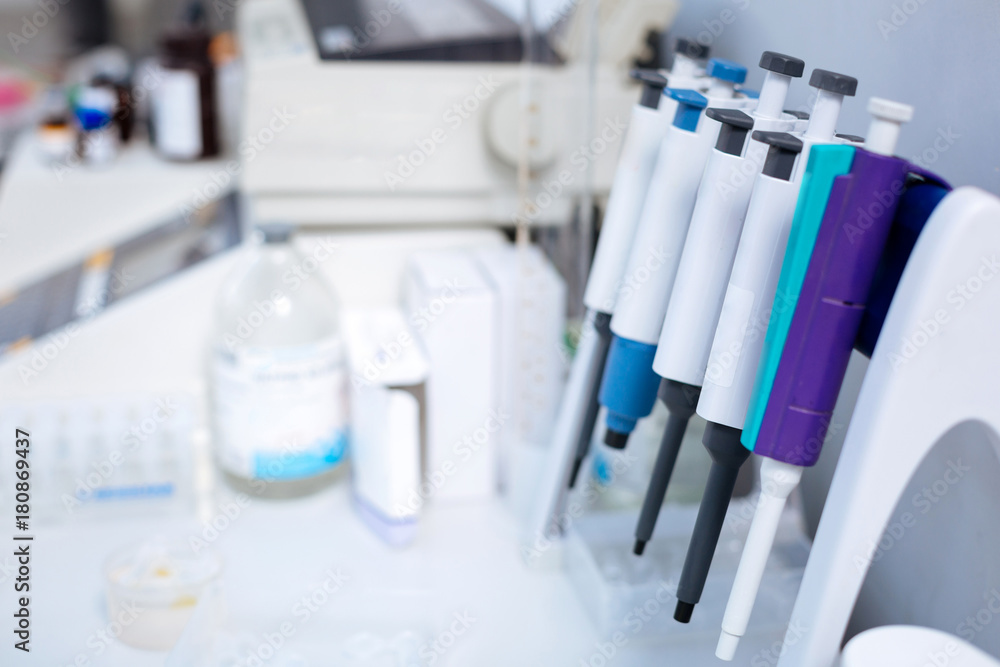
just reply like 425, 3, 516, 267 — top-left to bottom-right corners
236, 0, 678, 225
233, 0, 677, 509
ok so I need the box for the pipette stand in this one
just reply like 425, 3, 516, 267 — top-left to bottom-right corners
840, 626, 1000, 667
777, 186, 1000, 667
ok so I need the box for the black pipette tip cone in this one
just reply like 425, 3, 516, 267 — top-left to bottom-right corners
604, 429, 629, 449
674, 600, 694, 623
565, 311, 614, 492
567, 457, 583, 489
672, 422, 749, 625
631, 380, 701, 558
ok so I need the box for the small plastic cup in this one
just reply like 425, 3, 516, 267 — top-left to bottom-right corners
104, 537, 222, 651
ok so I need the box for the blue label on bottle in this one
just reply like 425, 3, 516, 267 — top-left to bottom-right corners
252, 430, 348, 481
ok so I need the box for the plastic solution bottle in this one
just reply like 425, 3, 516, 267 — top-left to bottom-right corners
210, 223, 348, 498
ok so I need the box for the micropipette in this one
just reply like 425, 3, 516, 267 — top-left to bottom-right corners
620, 52, 806, 557
560, 42, 714, 491
715, 98, 950, 659
669, 69, 860, 624
528, 42, 706, 548
598, 57, 754, 452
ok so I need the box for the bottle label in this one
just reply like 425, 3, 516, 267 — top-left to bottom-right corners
153, 68, 202, 159
212, 337, 348, 481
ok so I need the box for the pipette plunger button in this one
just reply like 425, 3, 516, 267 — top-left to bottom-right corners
630, 69, 670, 109
707, 58, 748, 84
809, 69, 858, 96
675, 38, 710, 60
758, 51, 805, 78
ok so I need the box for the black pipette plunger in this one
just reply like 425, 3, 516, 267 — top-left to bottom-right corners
567, 312, 613, 488
633, 379, 699, 554
673, 423, 749, 622
631, 107, 755, 554
672, 132, 803, 622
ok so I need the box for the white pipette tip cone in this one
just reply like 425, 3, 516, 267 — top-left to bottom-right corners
717, 459, 804, 662
717, 629, 741, 661
865, 97, 914, 156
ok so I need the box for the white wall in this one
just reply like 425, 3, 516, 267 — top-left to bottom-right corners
668, 0, 1000, 196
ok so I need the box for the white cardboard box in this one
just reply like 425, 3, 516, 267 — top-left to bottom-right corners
404, 250, 499, 502
473, 245, 566, 491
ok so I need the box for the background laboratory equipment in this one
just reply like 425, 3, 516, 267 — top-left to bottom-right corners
344, 308, 427, 546
211, 222, 348, 497
152, 2, 220, 161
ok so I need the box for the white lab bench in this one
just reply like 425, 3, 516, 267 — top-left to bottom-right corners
0, 136, 590, 666
0, 136, 781, 666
